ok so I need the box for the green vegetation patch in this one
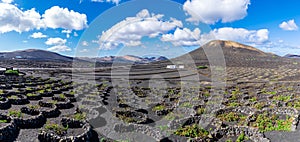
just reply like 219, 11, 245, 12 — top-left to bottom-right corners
8, 109, 22, 118
72, 112, 86, 121
0, 97, 5, 101
8, 95, 19, 99
44, 122, 68, 135
197, 66, 208, 69
217, 112, 247, 125
174, 124, 209, 138
5, 69, 19, 76
26, 93, 39, 97
287, 100, 300, 109
152, 104, 166, 111
250, 112, 293, 132
27, 104, 40, 109
273, 95, 291, 102
0, 119, 8, 123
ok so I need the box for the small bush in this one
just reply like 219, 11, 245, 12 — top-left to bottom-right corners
152, 105, 166, 111
174, 124, 209, 138
8, 110, 22, 118
5, 69, 19, 76
197, 66, 208, 69
73, 112, 86, 121
236, 132, 246, 142
44, 122, 68, 135
27, 93, 38, 97
0, 119, 8, 123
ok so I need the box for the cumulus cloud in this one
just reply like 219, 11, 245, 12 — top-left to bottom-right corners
213, 28, 268, 44
30, 32, 47, 38
0, 4, 87, 34
81, 41, 89, 46
0, 3, 43, 33
161, 27, 269, 47
183, 0, 250, 24
42, 6, 87, 30
62, 30, 72, 38
73, 32, 79, 37
99, 9, 183, 49
45, 37, 71, 52
201, 27, 269, 44
279, 19, 298, 31
1, 0, 13, 3
47, 45, 71, 52
91, 0, 121, 5
161, 28, 201, 46
45, 37, 67, 45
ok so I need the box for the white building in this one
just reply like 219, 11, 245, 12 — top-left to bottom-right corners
166, 65, 184, 69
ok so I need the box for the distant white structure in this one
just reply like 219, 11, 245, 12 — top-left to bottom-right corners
178, 65, 185, 69
166, 65, 176, 69
166, 65, 184, 69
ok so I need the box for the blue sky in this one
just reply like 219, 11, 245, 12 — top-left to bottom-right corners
0, 0, 299, 58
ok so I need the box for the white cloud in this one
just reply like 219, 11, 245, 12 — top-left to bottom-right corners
74, 32, 78, 37
279, 19, 298, 31
161, 27, 269, 47
183, 0, 250, 24
45, 37, 71, 52
47, 45, 71, 52
0, 3, 43, 33
1, 0, 13, 3
161, 28, 201, 46
30, 32, 47, 38
91, 0, 121, 5
81, 41, 89, 46
99, 9, 183, 49
45, 37, 67, 45
208, 27, 269, 44
62, 30, 72, 38
42, 6, 87, 30
0, 4, 88, 34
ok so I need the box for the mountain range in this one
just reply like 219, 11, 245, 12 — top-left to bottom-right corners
0, 40, 298, 67
284, 54, 300, 58
0, 49, 168, 63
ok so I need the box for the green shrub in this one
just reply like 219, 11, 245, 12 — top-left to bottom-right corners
44, 122, 68, 135
0, 97, 5, 101
26, 93, 38, 97
59, 94, 66, 99
0, 119, 8, 123
174, 124, 209, 138
8, 110, 22, 118
251, 113, 293, 132
5, 69, 19, 76
73, 112, 86, 120
196, 107, 205, 115
217, 112, 246, 123
8, 95, 18, 99
152, 105, 166, 111
197, 66, 208, 69
236, 132, 245, 142
27, 104, 40, 109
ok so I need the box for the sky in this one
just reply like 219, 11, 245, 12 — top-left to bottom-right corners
0, 0, 299, 58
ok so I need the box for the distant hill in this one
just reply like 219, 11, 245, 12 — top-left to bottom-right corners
0, 49, 74, 62
79, 55, 168, 63
284, 54, 300, 58
0, 49, 168, 64
149, 40, 288, 68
